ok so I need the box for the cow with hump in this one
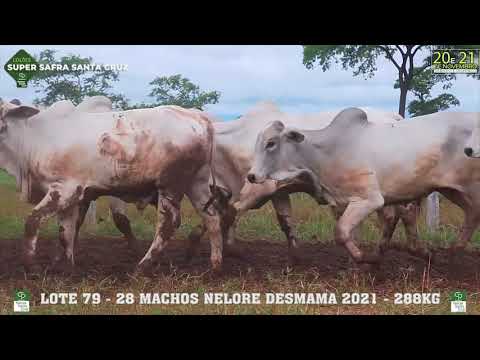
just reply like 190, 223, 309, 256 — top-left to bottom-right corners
213, 103, 421, 264
77, 101, 418, 267
0, 96, 142, 256
0, 98, 222, 274
247, 107, 480, 264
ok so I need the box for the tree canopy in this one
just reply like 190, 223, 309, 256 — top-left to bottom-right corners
303, 45, 479, 117
129, 74, 220, 110
32, 50, 129, 110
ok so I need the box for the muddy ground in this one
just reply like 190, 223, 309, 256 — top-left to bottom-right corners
1, 235, 479, 284
1, 236, 479, 314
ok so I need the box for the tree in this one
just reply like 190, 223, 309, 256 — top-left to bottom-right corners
394, 59, 459, 117
302, 45, 479, 117
129, 74, 220, 110
32, 49, 129, 110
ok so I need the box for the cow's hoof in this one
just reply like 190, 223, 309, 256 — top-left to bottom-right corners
359, 253, 381, 265
23, 263, 42, 276
378, 243, 390, 256
127, 239, 141, 255
134, 262, 154, 277
408, 247, 433, 262
225, 244, 247, 260
282, 265, 295, 275
357, 263, 378, 273
287, 247, 300, 267
210, 260, 223, 275
185, 247, 200, 263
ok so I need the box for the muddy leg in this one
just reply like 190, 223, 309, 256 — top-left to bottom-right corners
226, 217, 239, 247
335, 194, 385, 264
450, 213, 480, 256
330, 206, 361, 243
187, 178, 223, 272
109, 197, 140, 254
186, 191, 236, 262
185, 224, 206, 262
376, 205, 400, 255
23, 192, 60, 272
23, 182, 83, 273
272, 193, 300, 266
438, 189, 480, 266
222, 205, 247, 259
398, 201, 430, 259
53, 201, 89, 266
136, 192, 181, 274
53, 205, 80, 273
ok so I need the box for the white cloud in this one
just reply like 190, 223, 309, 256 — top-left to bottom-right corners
1, 45, 478, 119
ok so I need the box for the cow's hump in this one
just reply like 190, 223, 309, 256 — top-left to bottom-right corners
329, 107, 368, 132
38, 100, 76, 119
245, 101, 281, 116
77, 96, 112, 113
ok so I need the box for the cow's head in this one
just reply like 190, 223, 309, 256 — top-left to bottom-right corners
464, 118, 480, 158
247, 120, 308, 185
0, 99, 39, 139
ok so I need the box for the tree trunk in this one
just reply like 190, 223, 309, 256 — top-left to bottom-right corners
398, 83, 408, 118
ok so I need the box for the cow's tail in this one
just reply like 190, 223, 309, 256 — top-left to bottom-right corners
202, 119, 219, 214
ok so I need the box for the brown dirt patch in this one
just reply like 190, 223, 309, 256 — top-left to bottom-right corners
0, 236, 479, 287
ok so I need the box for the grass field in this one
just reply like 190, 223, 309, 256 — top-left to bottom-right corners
0, 169, 479, 315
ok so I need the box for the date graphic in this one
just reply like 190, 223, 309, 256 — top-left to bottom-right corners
432, 48, 479, 74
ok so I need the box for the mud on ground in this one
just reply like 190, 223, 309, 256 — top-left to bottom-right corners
0, 236, 479, 314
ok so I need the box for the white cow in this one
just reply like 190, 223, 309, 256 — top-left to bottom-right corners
464, 116, 480, 158
0, 99, 222, 273
185, 102, 421, 264
247, 108, 480, 263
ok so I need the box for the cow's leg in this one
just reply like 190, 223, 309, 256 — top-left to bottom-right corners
439, 189, 480, 253
53, 201, 89, 265
186, 189, 236, 262
397, 201, 430, 259
185, 224, 206, 262
335, 194, 385, 264
23, 191, 60, 272
136, 191, 182, 274
330, 206, 362, 243
53, 205, 80, 272
194, 206, 223, 272
271, 193, 300, 266
376, 205, 400, 255
109, 197, 140, 254
186, 173, 223, 272
226, 216, 239, 247
222, 204, 247, 259
23, 182, 83, 272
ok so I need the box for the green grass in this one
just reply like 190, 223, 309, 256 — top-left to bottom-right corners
0, 170, 15, 189
1, 166, 480, 248
1, 169, 479, 315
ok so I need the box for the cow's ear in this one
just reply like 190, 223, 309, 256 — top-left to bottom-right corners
284, 130, 305, 143
5, 105, 40, 119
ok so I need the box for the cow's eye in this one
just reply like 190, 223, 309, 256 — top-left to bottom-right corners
265, 141, 276, 150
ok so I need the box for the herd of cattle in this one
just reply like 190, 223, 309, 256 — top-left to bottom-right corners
0, 95, 479, 275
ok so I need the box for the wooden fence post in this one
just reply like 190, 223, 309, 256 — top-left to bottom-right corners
85, 201, 97, 230
426, 192, 440, 232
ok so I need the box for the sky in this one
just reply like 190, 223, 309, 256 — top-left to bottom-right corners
1, 45, 479, 120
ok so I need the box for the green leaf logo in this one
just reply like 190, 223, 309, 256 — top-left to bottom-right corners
14, 289, 31, 301
4, 49, 39, 88
449, 291, 466, 302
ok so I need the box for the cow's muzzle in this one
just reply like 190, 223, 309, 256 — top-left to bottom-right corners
247, 173, 265, 184
464, 147, 474, 157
